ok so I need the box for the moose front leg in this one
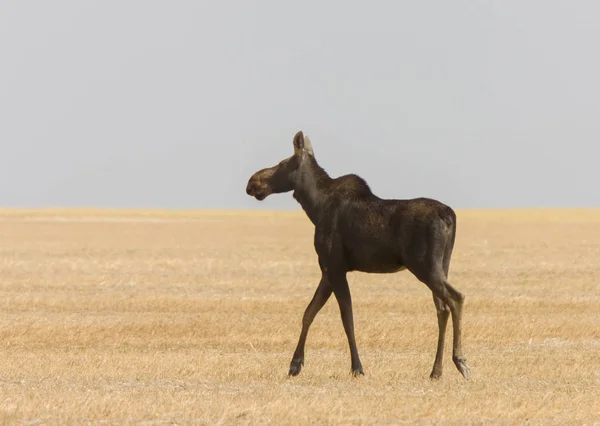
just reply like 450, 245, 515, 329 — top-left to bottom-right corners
332, 274, 364, 377
289, 277, 332, 376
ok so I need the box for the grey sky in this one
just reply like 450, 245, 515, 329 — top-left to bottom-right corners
1, 1, 598, 210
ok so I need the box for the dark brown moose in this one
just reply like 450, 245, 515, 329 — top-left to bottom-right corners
246, 131, 469, 379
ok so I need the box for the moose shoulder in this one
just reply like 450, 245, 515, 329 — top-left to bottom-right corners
246, 131, 469, 379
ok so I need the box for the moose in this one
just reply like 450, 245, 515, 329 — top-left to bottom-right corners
245, 131, 469, 379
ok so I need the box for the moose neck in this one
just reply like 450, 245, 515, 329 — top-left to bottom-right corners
292, 157, 332, 225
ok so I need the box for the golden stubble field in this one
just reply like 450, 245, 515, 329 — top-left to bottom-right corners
0, 208, 599, 425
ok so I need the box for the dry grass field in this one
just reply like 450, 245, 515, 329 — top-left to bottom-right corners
0, 208, 599, 425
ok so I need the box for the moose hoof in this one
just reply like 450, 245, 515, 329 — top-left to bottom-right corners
351, 366, 364, 377
288, 359, 304, 377
453, 356, 470, 379
429, 369, 443, 380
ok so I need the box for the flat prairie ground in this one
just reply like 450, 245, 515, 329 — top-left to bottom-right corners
0, 209, 599, 425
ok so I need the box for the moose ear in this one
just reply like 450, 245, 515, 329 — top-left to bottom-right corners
293, 131, 305, 155
303, 136, 314, 156
293, 130, 314, 157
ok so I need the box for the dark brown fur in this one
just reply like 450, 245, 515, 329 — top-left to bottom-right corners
246, 131, 470, 379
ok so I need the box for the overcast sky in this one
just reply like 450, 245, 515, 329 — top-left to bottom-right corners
1, 1, 598, 209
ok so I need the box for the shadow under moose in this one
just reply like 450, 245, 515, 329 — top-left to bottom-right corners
245, 131, 470, 380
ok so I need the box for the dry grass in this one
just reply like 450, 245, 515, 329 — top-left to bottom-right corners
0, 208, 599, 425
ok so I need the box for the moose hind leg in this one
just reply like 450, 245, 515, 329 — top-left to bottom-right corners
289, 278, 332, 376
430, 294, 450, 379
427, 274, 470, 379
443, 279, 470, 379
412, 265, 470, 379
